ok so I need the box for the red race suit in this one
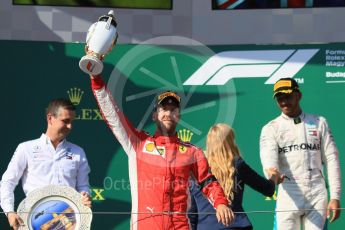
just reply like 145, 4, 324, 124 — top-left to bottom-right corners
91, 76, 228, 230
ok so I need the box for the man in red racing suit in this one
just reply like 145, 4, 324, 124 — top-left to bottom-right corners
90, 75, 233, 230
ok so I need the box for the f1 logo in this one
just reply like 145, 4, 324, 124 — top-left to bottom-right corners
183, 49, 319, 85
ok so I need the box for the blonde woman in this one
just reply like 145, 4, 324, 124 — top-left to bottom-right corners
189, 123, 276, 230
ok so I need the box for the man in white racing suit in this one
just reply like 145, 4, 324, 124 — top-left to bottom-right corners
260, 78, 341, 230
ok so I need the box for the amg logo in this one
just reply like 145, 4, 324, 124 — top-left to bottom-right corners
183, 49, 319, 85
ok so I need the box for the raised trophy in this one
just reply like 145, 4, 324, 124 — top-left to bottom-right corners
79, 10, 118, 75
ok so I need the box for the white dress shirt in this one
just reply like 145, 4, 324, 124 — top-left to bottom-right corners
0, 134, 90, 212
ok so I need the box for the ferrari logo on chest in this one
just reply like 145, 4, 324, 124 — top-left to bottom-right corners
179, 145, 187, 154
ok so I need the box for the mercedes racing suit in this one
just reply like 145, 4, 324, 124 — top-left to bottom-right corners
91, 76, 228, 230
260, 112, 341, 230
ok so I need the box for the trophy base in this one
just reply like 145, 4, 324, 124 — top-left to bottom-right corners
79, 55, 104, 75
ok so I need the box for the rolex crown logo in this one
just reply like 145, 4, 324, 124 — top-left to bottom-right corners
178, 129, 194, 142
67, 87, 84, 105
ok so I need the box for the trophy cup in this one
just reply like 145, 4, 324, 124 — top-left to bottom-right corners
79, 10, 118, 75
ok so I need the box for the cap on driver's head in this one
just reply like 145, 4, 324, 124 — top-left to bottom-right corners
155, 91, 181, 108
273, 78, 299, 98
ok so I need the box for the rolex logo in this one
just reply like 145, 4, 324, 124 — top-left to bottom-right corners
178, 129, 194, 142
67, 87, 84, 105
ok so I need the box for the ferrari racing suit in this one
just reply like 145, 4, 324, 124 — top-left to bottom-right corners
260, 112, 341, 230
91, 76, 228, 230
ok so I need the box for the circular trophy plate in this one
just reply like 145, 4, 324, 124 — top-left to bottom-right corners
17, 185, 92, 230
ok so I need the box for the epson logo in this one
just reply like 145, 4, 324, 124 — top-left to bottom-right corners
183, 49, 319, 85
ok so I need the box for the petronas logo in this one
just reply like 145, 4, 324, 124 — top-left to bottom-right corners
67, 87, 84, 105
178, 129, 193, 142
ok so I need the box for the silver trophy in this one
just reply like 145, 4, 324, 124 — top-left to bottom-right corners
79, 10, 118, 75
17, 185, 92, 230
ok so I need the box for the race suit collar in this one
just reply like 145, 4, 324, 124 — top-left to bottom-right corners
281, 111, 305, 120
153, 131, 178, 144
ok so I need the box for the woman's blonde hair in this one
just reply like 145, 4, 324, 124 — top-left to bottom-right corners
206, 123, 240, 200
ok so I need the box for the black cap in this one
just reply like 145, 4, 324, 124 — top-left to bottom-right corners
273, 78, 299, 98
155, 91, 181, 108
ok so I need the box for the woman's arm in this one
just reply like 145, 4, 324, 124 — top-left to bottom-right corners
237, 158, 275, 197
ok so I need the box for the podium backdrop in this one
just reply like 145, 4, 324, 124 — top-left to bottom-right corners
0, 40, 344, 229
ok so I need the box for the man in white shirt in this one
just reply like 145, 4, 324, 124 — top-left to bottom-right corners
0, 98, 91, 230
